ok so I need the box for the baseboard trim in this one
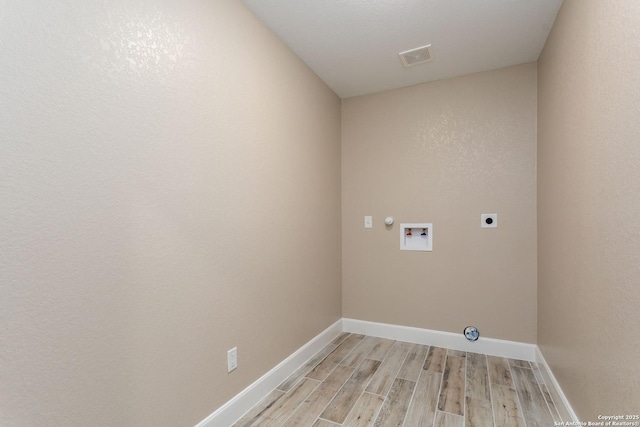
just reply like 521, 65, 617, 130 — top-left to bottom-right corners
195, 319, 343, 427
196, 318, 578, 427
535, 346, 579, 422
342, 318, 538, 361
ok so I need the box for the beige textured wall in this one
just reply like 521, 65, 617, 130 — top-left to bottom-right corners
342, 63, 538, 343
538, 0, 640, 419
0, 1, 341, 425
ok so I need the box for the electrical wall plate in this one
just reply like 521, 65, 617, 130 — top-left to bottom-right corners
481, 213, 497, 228
227, 347, 238, 372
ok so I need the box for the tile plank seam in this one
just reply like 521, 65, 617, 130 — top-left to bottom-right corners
399, 346, 430, 427
308, 355, 372, 425
508, 362, 529, 423
319, 358, 381, 423
347, 342, 411, 425
531, 364, 563, 422
283, 335, 364, 426
485, 355, 499, 427
516, 361, 560, 421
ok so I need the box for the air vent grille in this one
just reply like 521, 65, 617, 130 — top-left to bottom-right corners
399, 45, 433, 67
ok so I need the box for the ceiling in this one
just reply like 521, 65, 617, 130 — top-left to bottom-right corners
241, 0, 564, 98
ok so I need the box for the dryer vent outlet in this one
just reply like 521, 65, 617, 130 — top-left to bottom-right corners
464, 326, 480, 341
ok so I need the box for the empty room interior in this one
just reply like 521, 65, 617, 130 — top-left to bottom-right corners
1, 0, 639, 426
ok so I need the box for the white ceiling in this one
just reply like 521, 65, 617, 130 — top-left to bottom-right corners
241, 0, 564, 98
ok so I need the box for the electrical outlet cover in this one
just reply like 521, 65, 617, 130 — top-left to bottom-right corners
227, 347, 238, 372
481, 214, 497, 228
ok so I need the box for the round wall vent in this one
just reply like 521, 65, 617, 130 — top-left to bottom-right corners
464, 326, 480, 341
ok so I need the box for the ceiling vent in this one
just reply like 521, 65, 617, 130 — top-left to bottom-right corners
399, 44, 433, 67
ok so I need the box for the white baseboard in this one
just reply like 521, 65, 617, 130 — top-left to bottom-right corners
342, 318, 538, 361
195, 319, 343, 427
196, 318, 578, 427
535, 346, 579, 422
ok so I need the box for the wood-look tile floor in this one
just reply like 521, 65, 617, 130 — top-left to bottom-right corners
232, 333, 562, 427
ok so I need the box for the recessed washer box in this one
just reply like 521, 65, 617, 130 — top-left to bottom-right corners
400, 223, 432, 251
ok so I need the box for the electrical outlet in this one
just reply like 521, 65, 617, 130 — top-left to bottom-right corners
481, 213, 498, 228
227, 347, 238, 373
